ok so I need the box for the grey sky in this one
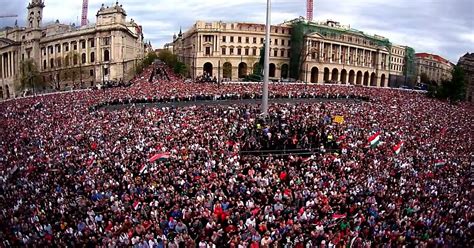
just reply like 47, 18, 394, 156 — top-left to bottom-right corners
1, 0, 473, 62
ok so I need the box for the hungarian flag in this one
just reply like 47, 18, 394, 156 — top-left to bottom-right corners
368, 132, 381, 147
332, 213, 347, 220
393, 141, 404, 155
434, 160, 446, 167
149, 152, 170, 163
133, 200, 141, 210
139, 164, 148, 174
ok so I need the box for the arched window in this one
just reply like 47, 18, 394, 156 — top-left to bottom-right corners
104, 50, 110, 62
90, 52, 95, 63
81, 53, 86, 64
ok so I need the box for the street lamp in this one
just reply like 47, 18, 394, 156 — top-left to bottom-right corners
262, 0, 271, 116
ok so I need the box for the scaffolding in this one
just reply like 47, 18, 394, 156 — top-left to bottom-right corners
289, 19, 392, 79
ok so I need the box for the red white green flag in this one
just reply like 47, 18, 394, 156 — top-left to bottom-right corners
393, 141, 404, 155
149, 152, 170, 163
368, 131, 381, 147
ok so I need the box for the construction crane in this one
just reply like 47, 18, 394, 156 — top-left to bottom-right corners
306, 0, 313, 22
0, 15, 19, 18
81, 0, 88, 26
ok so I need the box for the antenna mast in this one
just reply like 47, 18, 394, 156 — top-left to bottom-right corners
306, 0, 313, 21
81, 0, 88, 26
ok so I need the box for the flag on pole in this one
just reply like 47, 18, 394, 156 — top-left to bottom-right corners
149, 152, 170, 163
393, 141, 404, 155
368, 132, 381, 147
139, 164, 148, 174
133, 200, 141, 210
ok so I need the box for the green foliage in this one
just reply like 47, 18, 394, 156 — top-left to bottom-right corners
16, 59, 44, 92
173, 61, 187, 76
431, 66, 466, 102
134, 52, 158, 75
158, 50, 177, 67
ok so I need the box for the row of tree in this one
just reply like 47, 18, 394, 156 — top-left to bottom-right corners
157, 50, 187, 76
427, 66, 467, 102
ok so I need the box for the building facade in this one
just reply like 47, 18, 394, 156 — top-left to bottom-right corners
415, 53, 453, 84
171, 18, 412, 87
0, 0, 146, 99
458, 53, 474, 102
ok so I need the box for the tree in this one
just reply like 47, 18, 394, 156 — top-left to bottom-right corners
432, 66, 466, 102
16, 59, 44, 94
173, 61, 187, 76
158, 50, 177, 67
419, 72, 430, 84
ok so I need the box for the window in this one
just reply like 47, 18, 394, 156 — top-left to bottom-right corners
73, 43, 77, 50
90, 52, 95, 63
260, 38, 264, 44
245, 37, 249, 43
43, 60, 46, 69
90, 39, 95, 48
253, 37, 257, 44
50, 58, 54, 68
104, 50, 110, 61
287, 49, 291, 58
205, 47, 211, 55
230, 36, 234, 42
56, 45, 61, 53
274, 39, 278, 45
57, 59, 61, 67
104, 67, 109, 75
238, 37, 242, 43
281, 39, 285, 46
288, 40, 291, 46
42, 48, 46, 56
221, 48, 226, 55
64, 43, 69, 52
252, 48, 257, 56
65, 56, 69, 66
204, 35, 212, 42
81, 53, 86, 64
230, 48, 234, 55
90, 69, 94, 76
281, 50, 285, 57
245, 48, 249, 56
222, 36, 226, 43
103, 37, 110, 46
273, 50, 277, 57
81, 41, 86, 49
73, 54, 78, 65
237, 48, 241, 55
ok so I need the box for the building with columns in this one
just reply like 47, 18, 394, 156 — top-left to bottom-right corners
415, 53, 453, 84
0, 0, 146, 99
171, 18, 413, 87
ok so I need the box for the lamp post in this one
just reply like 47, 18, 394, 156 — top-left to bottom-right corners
262, 0, 271, 116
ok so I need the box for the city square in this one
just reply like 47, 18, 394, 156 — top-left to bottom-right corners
0, 0, 473, 247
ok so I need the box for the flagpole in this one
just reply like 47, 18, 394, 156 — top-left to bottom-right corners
262, 0, 271, 116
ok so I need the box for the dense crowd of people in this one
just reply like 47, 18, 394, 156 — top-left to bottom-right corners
0, 63, 472, 247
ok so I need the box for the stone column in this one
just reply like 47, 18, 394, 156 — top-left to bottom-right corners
319, 41, 324, 62
8, 51, 12, 78
338, 45, 342, 64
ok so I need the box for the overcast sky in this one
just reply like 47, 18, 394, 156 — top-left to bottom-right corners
1, 0, 473, 62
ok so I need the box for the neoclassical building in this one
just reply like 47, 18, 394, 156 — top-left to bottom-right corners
415, 53, 453, 84
171, 18, 415, 87
0, 0, 146, 99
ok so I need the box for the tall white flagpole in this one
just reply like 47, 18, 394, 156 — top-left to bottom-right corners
262, 0, 271, 116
